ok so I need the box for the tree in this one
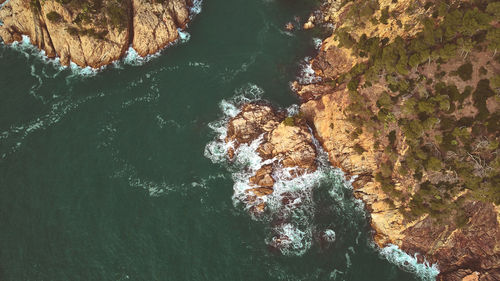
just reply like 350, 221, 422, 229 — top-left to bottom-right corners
380, 6, 390, 24
377, 91, 393, 109
491, 74, 500, 90
380, 161, 393, 178
459, 8, 491, 37
422, 18, 437, 46
426, 157, 442, 171
486, 2, 500, 18
438, 43, 458, 60
457, 62, 473, 81
409, 53, 421, 68
402, 98, 417, 115
347, 78, 360, 91
336, 28, 356, 48
442, 10, 462, 41
418, 99, 436, 114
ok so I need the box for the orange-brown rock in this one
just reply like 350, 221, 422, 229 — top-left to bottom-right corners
226, 103, 318, 212
299, 84, 500, 281
401, 201, 500, 281
0, 0, 192, 68
249, 165, 274, 188
226, 103, 282, 146
132, 0, 190, 57
297, 2, 500, 275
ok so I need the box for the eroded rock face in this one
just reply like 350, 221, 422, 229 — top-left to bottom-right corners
225, 103, 317, 213
401, 201, 500, 281
132, 0, 190, 56
299, 87, 500, 280
300, 89, 409, 246
0, 0, 192, 67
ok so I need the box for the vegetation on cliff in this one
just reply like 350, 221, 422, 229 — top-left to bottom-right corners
297, 1, 500, 278
0, 0, 192, 67
321, 0, 500, 222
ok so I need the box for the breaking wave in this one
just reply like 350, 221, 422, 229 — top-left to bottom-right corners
296, 56, 321, 84
204, 84, 440, 280
380, 244, 440, 281
204, 83, 350, 256
0, 0, 203, 73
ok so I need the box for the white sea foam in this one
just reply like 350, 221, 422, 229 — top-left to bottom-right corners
323, 229, 336, 242
297, 56, 321, 84
380, 244, 440, 281
0, 92, 105, 160
2, 0, 203, 72
268, 223, 312, 256
312, 37, 323, 50
189, 0, 203, 19
191, 173, 227, 189
0, 0, 9, 9
205, 84, 437, 279
204, 85, 347, 256
0, 0, 9, 25
99, 119, 179, 196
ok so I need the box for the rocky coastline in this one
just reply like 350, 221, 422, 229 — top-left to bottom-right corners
222, 0, 500, 280
0, 0, 197, 68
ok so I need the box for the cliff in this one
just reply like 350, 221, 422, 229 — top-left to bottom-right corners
295, 0, 500, 280
0, 0, 193, 68
220, 0, 500, 279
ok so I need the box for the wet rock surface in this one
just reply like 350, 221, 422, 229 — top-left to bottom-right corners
225, 103, 318, 214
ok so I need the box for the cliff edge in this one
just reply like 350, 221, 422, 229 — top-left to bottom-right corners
295, 0, 500, 280
0, 0, 194, 67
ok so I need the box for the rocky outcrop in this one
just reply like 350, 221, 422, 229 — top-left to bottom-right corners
299, 87, 500, 280
300, 87, 409, 246
131, 0, 189, 56
402, 201, 500, 281
0, 0, 193, 68
292, 0, 500, 280
225, 103, 317, 213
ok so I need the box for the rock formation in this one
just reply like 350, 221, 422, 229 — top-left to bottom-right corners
0, 0, 193, 68
294, 0, 500, 280
220, 0, 500, 280
225, 103, 317, 213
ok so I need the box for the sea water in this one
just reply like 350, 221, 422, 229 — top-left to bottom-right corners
0, 0, 437, 280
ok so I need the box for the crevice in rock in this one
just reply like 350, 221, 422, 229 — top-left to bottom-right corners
127, 0, 134, 49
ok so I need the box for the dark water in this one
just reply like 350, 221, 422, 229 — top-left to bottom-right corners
0, 0, 432, 280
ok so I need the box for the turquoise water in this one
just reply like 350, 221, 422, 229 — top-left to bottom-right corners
0, 0, 432, 280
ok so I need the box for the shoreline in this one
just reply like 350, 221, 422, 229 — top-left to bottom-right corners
0, 0, 203, 69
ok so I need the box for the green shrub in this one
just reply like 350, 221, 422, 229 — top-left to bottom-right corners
347, 78, 360, 91
283, 117, 295, 126
388, 130, 396, 146
29, 0, 41, 11
380, 6, 390, 24
353, 143, 366, 155
479, 66, 487, 76
380, 161, 393, 178
425, 157, 442, 171
66, 27, 79, 36
46, 11, 64, 23
107, 2, 127, 30
473, 79, 495, 120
